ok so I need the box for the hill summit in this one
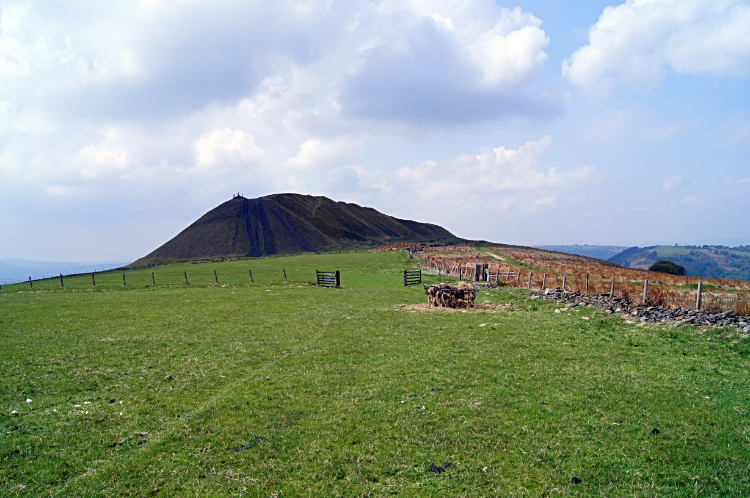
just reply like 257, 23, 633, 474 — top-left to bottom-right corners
131, 193, 455, 266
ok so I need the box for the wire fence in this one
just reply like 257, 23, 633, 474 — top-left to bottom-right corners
0, 267, 310, 291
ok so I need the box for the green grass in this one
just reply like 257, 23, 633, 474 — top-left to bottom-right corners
1, 251, 749, 496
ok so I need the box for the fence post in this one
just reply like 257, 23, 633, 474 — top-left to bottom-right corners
516, 271, 520, 283
696, 281, 702, 310
123, 272, 126, 286
643, 279, 649, 304
28, 276, 33, 289
474, 264, 481, 282
403, 270, 407, 287
214, 270, 218, 284
152, 272, 155, 285
60, 273, 64, 288
610, 278, 615, 298
283, 269, 287, 283
542, 273, 547, 290
562, 275, 566, 291
249, 270, 253, 284
184, 271, 189, 285
586, 273, 589, 293
528, 272, 533, 289
335, 270, 340, 288
92, 274, 96, 287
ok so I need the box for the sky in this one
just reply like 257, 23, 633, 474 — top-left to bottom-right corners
1, 0, 749, 262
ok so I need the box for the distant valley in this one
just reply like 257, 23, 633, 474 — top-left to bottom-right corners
533, 244, 630, 261
0, 259, 130, 284
608, 245, 750, 281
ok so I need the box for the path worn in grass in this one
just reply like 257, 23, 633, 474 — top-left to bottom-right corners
1, 251, 749, 496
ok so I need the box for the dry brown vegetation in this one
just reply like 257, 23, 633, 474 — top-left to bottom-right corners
379, 242, 750, 316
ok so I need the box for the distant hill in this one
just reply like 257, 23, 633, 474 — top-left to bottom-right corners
534, 245, 630, 261
607, 245, 750, 281
131, 193, 456, 266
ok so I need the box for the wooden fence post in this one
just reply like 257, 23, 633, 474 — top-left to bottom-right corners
249, 270, 253, 283
152, 272, 155, 285
184, 271, 189, 285
335, 270, 340, 288
542, 273, 547, 290
696, 281, 702, 310
122, 272, 126, 286
60, 273, 64, 288
92, 274, 96, 287
403, 270, 407, 287
610, 278, 615, 298
29, 276, 33, 289
528, 272, 533, 289
474, 264, 481, 282
643, 279, 649, 304
283, 269, 287, 283
516, 271, 520, 283
586, 273, 589, 293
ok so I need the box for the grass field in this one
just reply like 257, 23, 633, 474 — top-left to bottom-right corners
1, 251, 749, 497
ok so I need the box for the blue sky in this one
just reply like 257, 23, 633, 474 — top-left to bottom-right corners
0, 0, 748, 261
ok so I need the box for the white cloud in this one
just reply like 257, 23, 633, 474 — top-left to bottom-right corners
286, 137, 363, 170
563, 0, 750, 91
379, 136, 599, 203
193, 128, 265, 169
662, 173, 688, 191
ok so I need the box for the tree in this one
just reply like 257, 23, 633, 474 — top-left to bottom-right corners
649, 260, 686, 276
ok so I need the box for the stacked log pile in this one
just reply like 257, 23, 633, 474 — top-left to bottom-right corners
427, 282, 476, 309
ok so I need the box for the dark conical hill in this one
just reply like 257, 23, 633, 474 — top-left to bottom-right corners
130, 193, 455, 266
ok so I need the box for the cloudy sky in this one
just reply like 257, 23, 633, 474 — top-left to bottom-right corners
1, 0, 749, 262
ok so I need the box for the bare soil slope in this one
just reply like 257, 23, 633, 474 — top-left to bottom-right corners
131, 194, 455, 266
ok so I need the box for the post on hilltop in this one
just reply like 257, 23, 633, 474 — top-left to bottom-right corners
696, 281, 703, 310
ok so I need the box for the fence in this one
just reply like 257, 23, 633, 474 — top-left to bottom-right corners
0, 267, 306, 292
316, 270, 340, 288
403, 270, 422, 286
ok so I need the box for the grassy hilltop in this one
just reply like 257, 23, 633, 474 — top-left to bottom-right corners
1, 251, 749, 496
